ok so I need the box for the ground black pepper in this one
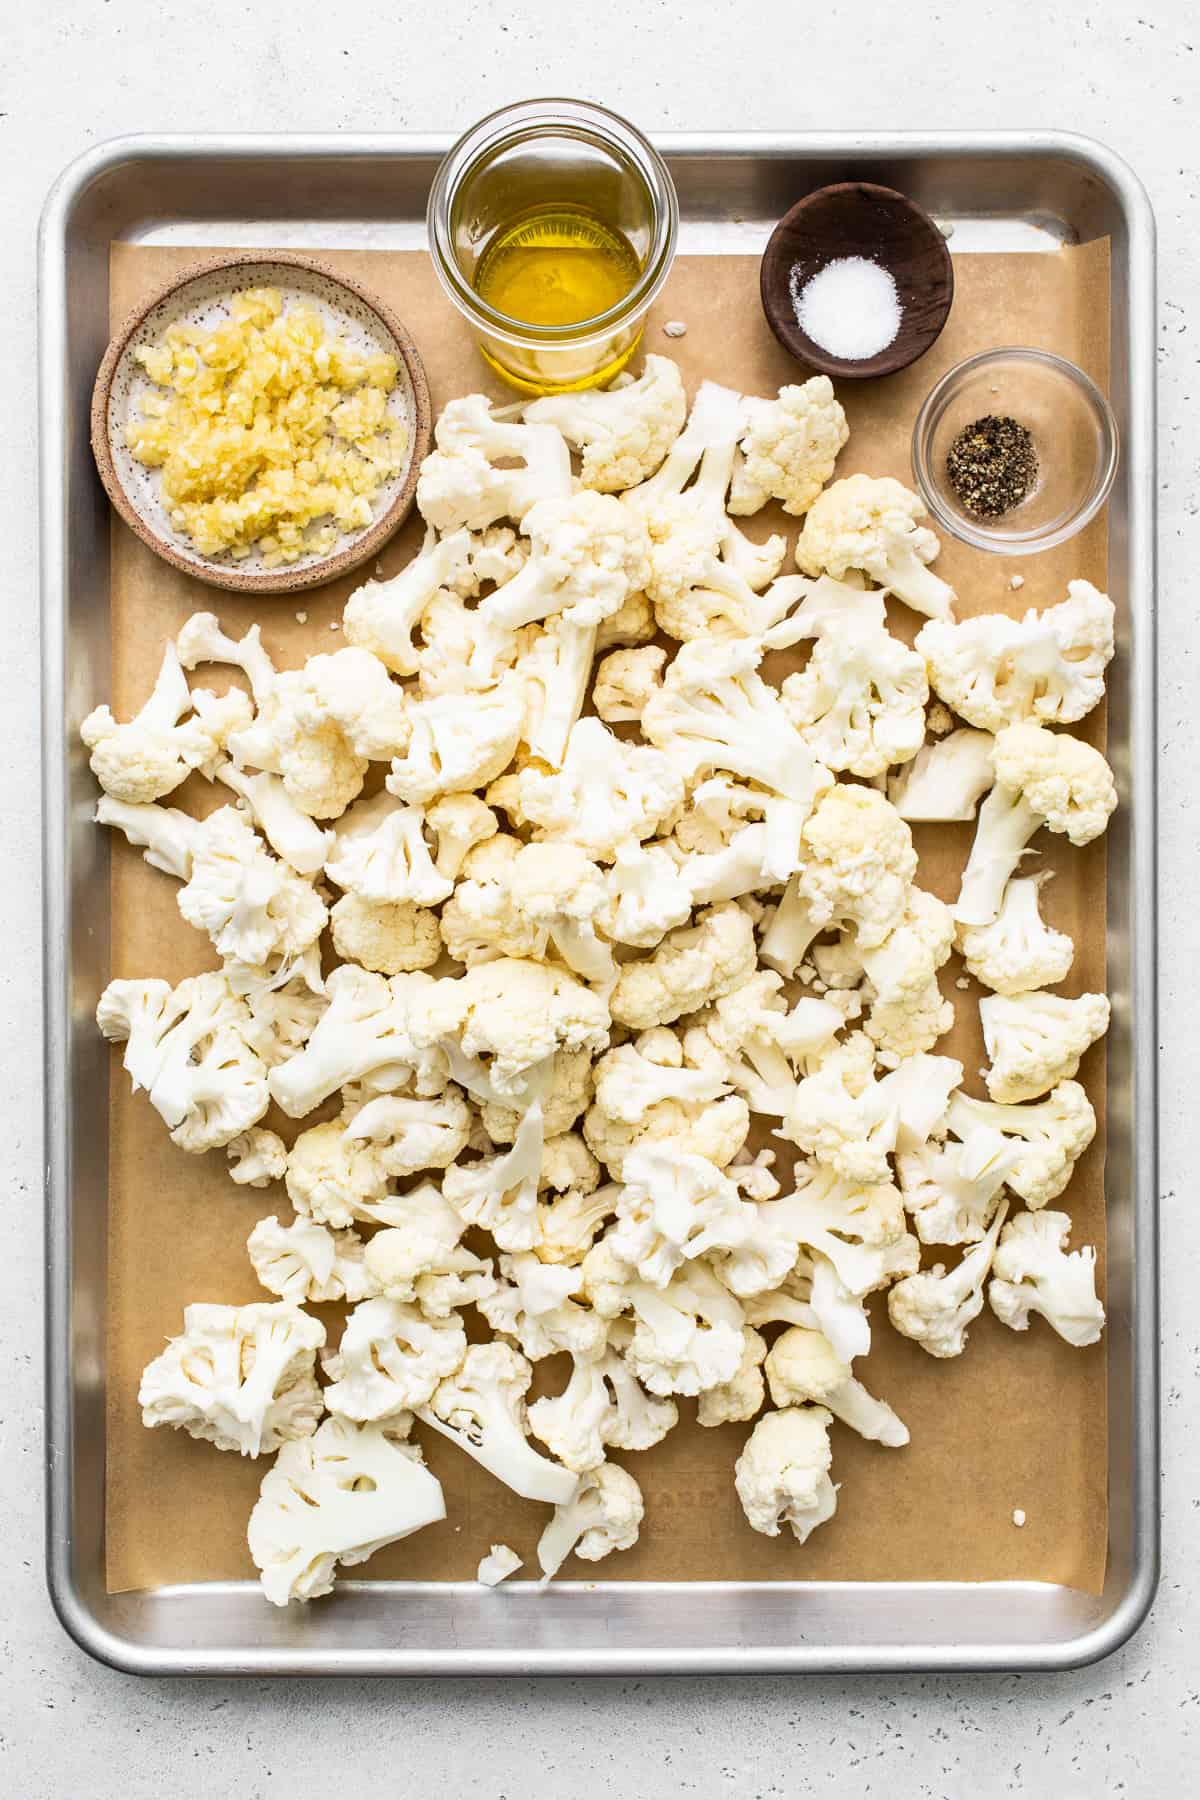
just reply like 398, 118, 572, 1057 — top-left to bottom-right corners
945, 414, 1038, 518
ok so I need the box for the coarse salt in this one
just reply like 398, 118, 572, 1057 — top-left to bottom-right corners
1010, 575, 1025, 591
790, 256, 902, 361
1012, 1508, 1027, 1528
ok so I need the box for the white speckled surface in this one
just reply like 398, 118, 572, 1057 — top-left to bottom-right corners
5, 1, 1195, 1791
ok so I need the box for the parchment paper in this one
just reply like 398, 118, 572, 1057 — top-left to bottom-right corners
104, 237, 1111, 1595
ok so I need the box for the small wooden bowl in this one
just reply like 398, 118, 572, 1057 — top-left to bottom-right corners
90, 251, 432, 595
760, 182, 954, 380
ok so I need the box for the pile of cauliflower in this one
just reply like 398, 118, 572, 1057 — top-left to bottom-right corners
86, 355, 1117, 1607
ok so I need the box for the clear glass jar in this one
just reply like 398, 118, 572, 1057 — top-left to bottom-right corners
426, 98, 678, 394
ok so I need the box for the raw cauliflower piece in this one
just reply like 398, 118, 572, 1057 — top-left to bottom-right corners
138, 1300, 324, 1457
508, 841, 615, 986
595, 585, 657, 650
896, 1128, 1016, 1246
342, 526, 472, 675
687, 973, 844, 1117
470, 490, 651, 680
418, 1341, 578, 1504
82, 643, 235, 803
764, 1160, 920, 1299
857, 888, 956, 1064
176, 805, 327, 965
322, 1297, 467, 1419
247, 1214, 377, 1305
581, 1238, 747, 1397
480, 1252, 606, 1363
363, 1185, 496, 1319
176, 611, 276, 707
343, 1088, 473, 1177
958, 874, 1074, 995
477, 1543, 523, 1587
886, 1200, 1010, 1358
426, 957, 610, 1100
416, 394, 571, 532
946, 1081, 1096, 1211
226, 1127, 288, 1188
98, 971, 271, 1152
643, 635, 831, 822
442, 1099, 545, 1252
536, 1462, 645, 1580
887, 727, 996, 822
796, 783, 918, 948
988, 1209, 1105, 1347
514, 716, 685, 861
592, 645, 669, 723
95, 794, 199, 879
728, 376, 849, 517
610, 900, 757, 1030
915, 582, 1115, 730
746, 1258, 869, 1367
734, 1406, 838, 1543
601, 841, 694, 948
325, 791, 451, 906
955, 723, 1118, 927
517, 616, 599, 767
795, 473, 955, 621
426, 791, 499, 880
248, 1414, 446, 1606
980, 989, 1110, 1103
764, 1327, 909, 1445
611, 1146, 751, 1288
268, 966, 446, 1118
480, 1047, 594, 1144
697, 1326, 768, 1427
780, 620, 928, 778
524, 353, 687, 491
385, 675, 525, 806
285, 1118, 394, 1228
528, 1340, 674, 1471
440, 835, 545, 965
330, 893, 441, 974
214, 759, 334, 875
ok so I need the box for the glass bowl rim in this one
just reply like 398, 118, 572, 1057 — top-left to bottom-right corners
911, 346, 1119, 556
426, 97, 679, 347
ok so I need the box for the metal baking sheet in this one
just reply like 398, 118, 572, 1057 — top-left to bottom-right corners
38, 131, 1158, 1676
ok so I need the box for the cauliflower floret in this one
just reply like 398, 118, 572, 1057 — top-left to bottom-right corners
611, 1146, 752, 1288
795, 473, 955, 621
214, 759, 334, 875
425, 791, 499, 881
481, 1252, 606, 1364
536, 1461, 645, 1580
896, 1127, 1016, 1245
855, 888, 956, 1064
247, 1214, 377, 1305
176, 610, 276, 706
988, 1209, 1105, 1347
746, 1257, 870, 1367
689, 973, 844, 1117
342, 526, 473, 675
887, 727, 996, 822
363, 1185, 496, 1319
322, 1297, 467, 1419
480, 1047, 594, 1144
442, 1098, 545, 1251
514, 716, 685, 861
386, 675, 525, 806
325, 793, 452, 906
592, 645, 669, 723
138, 1300, 324, 1457
764, 1327, 908, 1445
524, 353, 687, 491
886, 1200, 1010, 1357
697, 1326, 768, 1427
95, 793, 199, 879
610, 900, 757, 1030
594, 586, 656, 651
517, 615, 600, 767
416, 395, 572, 532
780, 620, 928, 778
330, 893, 441, 973
915, 582, 1115, 730
248, 1414, 445, 1606
764, 1158, 921, 1297
958, 874, 1074, 995
733, 1406, 838, 1543
285, 1117, 392, 1228
425, 957, 610, 1100
439, 835, 546, 965
946, 1081, 1096, 1211
796, 784, 918, 948
226, 1127, 288, 1188
418, 1341, 578, 1504
98, 970, 270, 1152
600, 841, 694, 949
476, 1543, 523, 1587
269, 966, 447, 1117
469, 490, 651, 680
343, 1087, 474, 1176
955, 723, 1118, 927
979, 989, 1110, 1103
508, 840, 615, 986
81, 643, 192, 803
644, 636, 831, 823
176, 805, 327, 965
728, 377, 849, 517
582, 1239, 747, 1397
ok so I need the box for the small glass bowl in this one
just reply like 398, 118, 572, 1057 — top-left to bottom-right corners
426, 98, 678, 394
911, 347, 1118, 556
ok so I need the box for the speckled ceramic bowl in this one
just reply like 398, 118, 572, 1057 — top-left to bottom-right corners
90, 251, 432, 595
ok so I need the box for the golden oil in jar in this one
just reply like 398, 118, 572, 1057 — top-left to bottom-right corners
473, 208, 643, 331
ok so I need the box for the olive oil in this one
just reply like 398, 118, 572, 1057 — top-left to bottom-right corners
473, 208, 643, 329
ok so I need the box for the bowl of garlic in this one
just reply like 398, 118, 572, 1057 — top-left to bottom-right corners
91, 252, 432, 594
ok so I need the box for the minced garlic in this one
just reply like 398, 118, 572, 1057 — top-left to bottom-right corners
125, 288, 409, 566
